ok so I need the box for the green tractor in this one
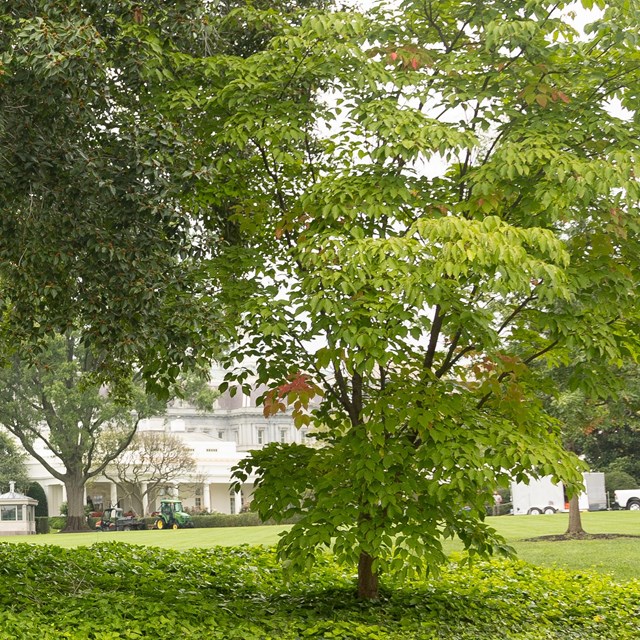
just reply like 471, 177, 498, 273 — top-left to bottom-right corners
153, 498, 194, 530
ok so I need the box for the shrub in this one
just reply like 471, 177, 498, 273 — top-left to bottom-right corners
48, 516, 66, 531
35, 517, 50, 534
189, 512, 301, 528
605, 469, 639, 503
26, 483, 49, 517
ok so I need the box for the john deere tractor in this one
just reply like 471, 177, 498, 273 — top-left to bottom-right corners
154, 498, 194, 530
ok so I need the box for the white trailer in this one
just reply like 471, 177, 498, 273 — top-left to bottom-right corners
511, 472, 606, 515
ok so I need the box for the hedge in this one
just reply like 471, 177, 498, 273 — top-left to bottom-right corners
35, 516, 50, 534
46, 512, 298, 532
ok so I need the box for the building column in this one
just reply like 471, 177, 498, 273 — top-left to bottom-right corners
141, 483, 148, 516
61, 484, 67, 504
203, 482, 211, 513
110, 483, 118, 508
233, 489, 242, 515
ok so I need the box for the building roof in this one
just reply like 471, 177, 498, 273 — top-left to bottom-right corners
0, 482, 38, 505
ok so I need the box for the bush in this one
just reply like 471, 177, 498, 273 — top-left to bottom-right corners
48, 516, 66, 531
189, 512, 301, 528
26, 483, 48, 517
605, 469, 639, 502
35, 517, 50, 534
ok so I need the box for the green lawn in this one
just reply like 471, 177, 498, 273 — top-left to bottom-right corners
0, 523, 290, 551
2, 510, 639, 580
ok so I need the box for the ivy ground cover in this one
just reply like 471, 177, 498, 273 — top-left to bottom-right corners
1, 542, 639, 640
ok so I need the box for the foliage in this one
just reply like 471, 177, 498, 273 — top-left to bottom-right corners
0, 428, 29, 492
0, 542, 639, 639
34, 516, 50, 534
605, 469, 639, 496
0, 0, 328, 394
48, 516, 67, 531
0, 332, 163, 530
0, 0, 225, 394
547, 364, 640, 482
206, 0, 640, 596
584, 424, 640, 480
26, 482, 49, 517
189, 512, 300, 528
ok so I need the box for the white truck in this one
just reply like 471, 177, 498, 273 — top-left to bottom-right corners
511, 472, 607, 515
613, 490, 640, 510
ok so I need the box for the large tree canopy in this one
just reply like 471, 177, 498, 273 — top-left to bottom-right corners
0, 1, 219, 389
0, 0, 324, 389
167, 0, 640, 597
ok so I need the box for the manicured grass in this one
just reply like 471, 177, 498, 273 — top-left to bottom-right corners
453, 511, 640, 581
2, 511, 639, 580
0, 523, 290, 550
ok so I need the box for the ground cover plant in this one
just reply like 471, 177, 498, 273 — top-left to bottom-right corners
1, 541, 639, 640
2, 511, 640, 580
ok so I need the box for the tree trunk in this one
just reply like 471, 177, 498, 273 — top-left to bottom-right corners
357, 551, 379, 600
565, 493, 586, 537
61, 477, 91, 532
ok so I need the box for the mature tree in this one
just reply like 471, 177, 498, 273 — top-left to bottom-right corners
0, 333, 162, 531
0, 1, 328, 394
0, 429, 29, 493
103, 431, 196, 515
166, 0, 640, 598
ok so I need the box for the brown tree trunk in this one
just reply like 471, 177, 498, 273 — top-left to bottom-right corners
61, 478, 91, 532
357, 551, 379, 600
565, 493, 586, 537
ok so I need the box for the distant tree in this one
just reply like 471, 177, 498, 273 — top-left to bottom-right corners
0, 333, 162, 531
104, 431, 196, 515
604, 467, 639, 504
0, 429, 29, 493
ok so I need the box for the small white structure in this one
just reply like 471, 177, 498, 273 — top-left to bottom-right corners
0, 482, 38, 535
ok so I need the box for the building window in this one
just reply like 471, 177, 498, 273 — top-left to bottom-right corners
230, 495, 236, 515
257, 429, 265, 445
195, 497, 202, 509
217, 430, 224, 440
1, 506, 18, 521
233, 430, 239, 443
279, 429, 287, 443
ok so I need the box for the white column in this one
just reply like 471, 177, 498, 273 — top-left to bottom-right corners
110, 483, 118, 507
203, 482, 211, 513
233, 490, 242, 514
61, 484, 67, 503
141, 483, 148, 516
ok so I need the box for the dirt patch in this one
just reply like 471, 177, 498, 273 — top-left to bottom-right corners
524, 533, 640, 542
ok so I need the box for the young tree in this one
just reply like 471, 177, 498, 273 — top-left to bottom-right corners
103, 431, 196, 515
0, 333, 162, 531
0, 429, 29, 493
175, 0, 640, 598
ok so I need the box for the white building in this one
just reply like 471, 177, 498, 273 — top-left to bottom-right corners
22, 372, 307, 516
